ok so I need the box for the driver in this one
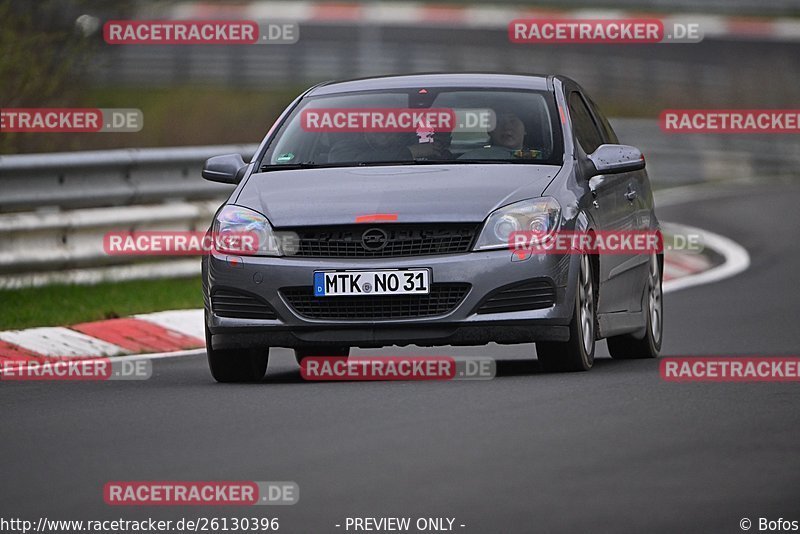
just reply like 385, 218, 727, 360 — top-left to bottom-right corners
458, 112, 528, 160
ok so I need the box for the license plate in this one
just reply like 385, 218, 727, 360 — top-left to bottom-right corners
313, 269, 430, 297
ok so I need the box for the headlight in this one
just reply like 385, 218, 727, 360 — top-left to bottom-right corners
213, 205, 286, 256
473, 197, 561, 251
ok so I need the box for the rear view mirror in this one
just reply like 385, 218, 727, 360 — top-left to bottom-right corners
202, 154, 247, 184
588, 144, 645, 174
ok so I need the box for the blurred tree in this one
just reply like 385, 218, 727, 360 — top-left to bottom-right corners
0, 0, 137, 152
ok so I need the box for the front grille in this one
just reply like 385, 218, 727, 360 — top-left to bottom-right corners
281, 283, 471, 320
212, 289, 277, 320
287, 223, 479, 258
475, 279, 556, 314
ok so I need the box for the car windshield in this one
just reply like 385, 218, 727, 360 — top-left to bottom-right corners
261, 87, 563, 168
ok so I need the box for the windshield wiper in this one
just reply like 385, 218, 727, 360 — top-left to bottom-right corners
259, 159, 550, 172
347, 159, 547, 166
259, 161, 397, 171
260, 162, 322, 172
260, 160, 434, 171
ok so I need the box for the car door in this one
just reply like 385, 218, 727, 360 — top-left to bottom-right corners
568, 90, 634, 314
587, 94, 652, 313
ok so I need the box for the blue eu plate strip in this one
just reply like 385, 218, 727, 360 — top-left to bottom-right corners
313, 272, 325, 296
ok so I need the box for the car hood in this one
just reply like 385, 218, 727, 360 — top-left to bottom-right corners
235, 164, 561, 227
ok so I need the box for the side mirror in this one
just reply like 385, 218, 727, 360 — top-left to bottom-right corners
202, 154, 247, 184
588, 144, 645, 174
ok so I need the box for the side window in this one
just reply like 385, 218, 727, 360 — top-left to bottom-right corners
568, 92, 603, 154
587, 96, 620, 144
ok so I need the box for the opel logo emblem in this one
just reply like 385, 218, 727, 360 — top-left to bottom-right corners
362, 228, 388, 251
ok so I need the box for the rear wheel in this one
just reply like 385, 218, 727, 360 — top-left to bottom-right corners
294, 346, 350, 366
607, 253, 662, 359
536, 253, 595, 372
206, 326, 269, 383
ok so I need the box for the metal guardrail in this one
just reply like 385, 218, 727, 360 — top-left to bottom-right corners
0, 201, 220, 288
0, 145, 256, 212
1, 120, 799, 288
0, 144, 254, 288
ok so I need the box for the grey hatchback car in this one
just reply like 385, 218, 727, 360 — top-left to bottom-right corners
201, 73, 662, 382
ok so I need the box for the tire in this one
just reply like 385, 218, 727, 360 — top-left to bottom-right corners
205, 326, 269, 383
536, 253, 596, 372
294, 346, 350, 366
607, 253, 663, 359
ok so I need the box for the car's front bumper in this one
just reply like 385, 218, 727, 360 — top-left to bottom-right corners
203, 249, 578, 350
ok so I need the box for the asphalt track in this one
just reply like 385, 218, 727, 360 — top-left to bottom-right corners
2, 183, 799, 534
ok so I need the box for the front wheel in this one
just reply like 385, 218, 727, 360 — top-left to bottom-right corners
206, 326, 269, 383
536, 253, 595, 372
607, 253, 662, 359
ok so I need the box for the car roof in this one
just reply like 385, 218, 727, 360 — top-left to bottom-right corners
307, 73, 556, 96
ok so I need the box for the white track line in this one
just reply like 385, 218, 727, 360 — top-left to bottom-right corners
662, 222, 750, 294
108, 347, 207, 363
